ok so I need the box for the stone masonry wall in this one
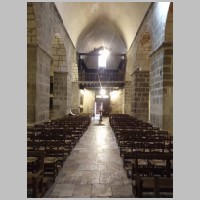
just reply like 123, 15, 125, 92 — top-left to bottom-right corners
28, 2, 76, 124
126, 2, 172, 132
163, 3, 173, 134
82, 90, 95, 114
110, 90, 124, 114
71, 82, 80, 114
131, 71, 150, 122
66, 73, 72, 115
124, 81, 132, 115
51, 35, 67, 73
27, 46, 37, 124
71, 52, 80, 114
27, 3, 37, 44
51, 72, 68, 119
150, 50, 164, 128
27, 2, 37, 125
35, 47, 51, 124
163, 46, 173, 134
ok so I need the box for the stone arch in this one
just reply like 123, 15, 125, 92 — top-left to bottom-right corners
131, 27, 152, 122
50, 33, 68, 119
135, 31, 152, 71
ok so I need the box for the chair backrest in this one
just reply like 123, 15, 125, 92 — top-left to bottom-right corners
134, 152, 173, 176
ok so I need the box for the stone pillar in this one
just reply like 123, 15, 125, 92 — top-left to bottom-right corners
150, 42, 173, 134
35, 46, 51, 124
124, 81, 132, 115
71, 82, 80, 114
27, 45, 37, 125
150, 50, 164, 128
131, 70, 150, 122
52, 72, 68, 119
66, 73, 72, 115
163, 47, 173, 135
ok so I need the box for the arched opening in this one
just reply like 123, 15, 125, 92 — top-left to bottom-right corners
131, 31, 152, 122
50, 33, 67, 119
27, 2, 38, 124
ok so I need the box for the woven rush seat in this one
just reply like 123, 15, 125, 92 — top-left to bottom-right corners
149, 159, 166, 166
44, 157, 57, 163
27, 157, 38, 163
132, 159, 148, 166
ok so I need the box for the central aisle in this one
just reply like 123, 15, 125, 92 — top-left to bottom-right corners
44, 117, 133, 198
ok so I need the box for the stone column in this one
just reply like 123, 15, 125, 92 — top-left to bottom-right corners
150, 42, 173, 134
27, 45, 37, 125
66, 73, 72, 115
52, 72, 68, 119
71, 82, 80, 114
150, 50, 164, 128
35, 46, 51, 124
163, 47, 173, 135
124, 81, 132, 115
131, 70, 150, 122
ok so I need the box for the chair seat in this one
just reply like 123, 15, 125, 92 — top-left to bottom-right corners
124, 148, 132, 153
132, 159, 148, 166
44, 157, 57, 163
27, 157, 38, 163
149, 159, 166, 166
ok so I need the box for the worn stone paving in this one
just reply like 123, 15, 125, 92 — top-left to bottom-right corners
44, 117, 134, 198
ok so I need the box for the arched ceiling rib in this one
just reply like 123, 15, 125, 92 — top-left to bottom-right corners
55, 2, 151, 53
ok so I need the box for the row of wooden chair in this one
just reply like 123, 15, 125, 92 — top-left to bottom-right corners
109, 114, 173, 198
27, 115, 91, 198
132, 152, 173, 197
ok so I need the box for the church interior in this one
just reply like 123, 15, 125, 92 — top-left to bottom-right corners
27, 2, 173, 198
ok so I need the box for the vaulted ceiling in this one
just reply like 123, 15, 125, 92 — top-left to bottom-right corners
55, 2, 151, 54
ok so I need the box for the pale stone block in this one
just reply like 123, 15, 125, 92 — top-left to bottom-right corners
51, 50, 56, 55
53, 55, 59, 60
53, 44, 60, 49
28, 20, 36, 28
60, 61, 67, 66
31, 36, 37, 43
27, 37, 31, 43
27, 6, 33, 14
53, 61, 59, 66
62, 56, 67, 60
57, 49, 66, 56
27, 14, 35, 20
60, 67, 67, 72
59, 40, 64, 45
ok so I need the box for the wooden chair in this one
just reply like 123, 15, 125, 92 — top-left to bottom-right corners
154, 176, 173, 197
133, 167, 173, 197
44, 140, 59, 182
27, 150, 45, 198
133, 172, 157, 197
27, 140, 45, 151
132, 152, 172, 197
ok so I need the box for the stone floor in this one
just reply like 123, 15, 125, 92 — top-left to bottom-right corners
44, 117, 134, 198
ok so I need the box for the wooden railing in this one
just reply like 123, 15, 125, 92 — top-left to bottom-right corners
78, 73, 125, 82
